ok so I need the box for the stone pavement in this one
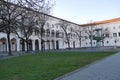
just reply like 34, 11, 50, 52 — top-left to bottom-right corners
55, 52, 120, 80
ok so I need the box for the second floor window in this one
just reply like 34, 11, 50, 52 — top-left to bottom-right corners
118, 32, 120, 37
56, 31, 59, 37
85, 36, 88, 39
107, 41, 109, 44
113, 33, 117, 37
106, 34, 109, 37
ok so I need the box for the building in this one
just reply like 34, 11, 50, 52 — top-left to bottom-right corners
0, 1, 120, 53
80, 17, 120, 47
0, 13, 80, 53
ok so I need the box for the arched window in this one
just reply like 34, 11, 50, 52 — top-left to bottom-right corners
0, 38, 7, 52
28, 39, 32, 51
35, 40, 39, 50
20, 39, 25, 51
46, 29, 50, 37
34, 28, 39, 36
42, 29, 45, 37
56, 31, 59, 37
51, 30, 55, 37
11, 38, 17, 51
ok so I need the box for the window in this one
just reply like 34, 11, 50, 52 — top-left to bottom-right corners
106, 34, 109, 37
46, 23, 49, 27
107, 41, 109, 44
114, 40, 117, 43
118, 32, 120, 37
56, 25, 58, 28
69, 27, 73, 32
89, 42, 91, 44
85, 36, 88, 39
46, 29, 50, 37
113, 33, 117, 37
52, 24, 54, 28
113, 26, 116, 29
42, 29, 45, 37
56, 31, 59, 37
105, 27, 108, 31
51, 30, 55, 37
35, 30, 39, 35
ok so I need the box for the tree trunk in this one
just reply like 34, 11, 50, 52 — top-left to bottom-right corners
7, 33, 12, 56
79, 38, 81, 48
40, 29, 44, 52
66, 36, 70, 49
26, 40, 29, 52
41, 39, 43, 52
68, 41, 70, 49
102, 40, 104, 46
91, 38, 93, 47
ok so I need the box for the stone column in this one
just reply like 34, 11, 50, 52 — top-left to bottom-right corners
25, 42, 27, 51
50, 40, 52, 50
54, 40, 56, 49
45, 41, 48, 50
6, 37, 9, 52
17, 39, 20, 52
32, 39, 35, 51
39, 40, 41, 51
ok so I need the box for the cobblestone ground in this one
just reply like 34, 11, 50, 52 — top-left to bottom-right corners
55, 52, 120, 80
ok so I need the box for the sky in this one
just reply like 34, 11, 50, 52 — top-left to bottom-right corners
52, 0, 120, 24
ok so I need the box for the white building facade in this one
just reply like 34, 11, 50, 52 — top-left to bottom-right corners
80, 17, 120, 47
0, 14, 81, 53
0, 2, 120, 53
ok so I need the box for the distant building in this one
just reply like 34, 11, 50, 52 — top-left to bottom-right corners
80, 17, 120, 47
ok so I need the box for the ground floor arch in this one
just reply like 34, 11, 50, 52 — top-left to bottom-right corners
11, 38, 17, 52
56, 40, 59, 50
0, 36, 73, 53
35, 39, 39, 51
0, 38, 7, 52
51, 40, 55, 50
73, 41, 75, 48
46, 40, 50, 50
20, 39, 25, 51
28, 39, 32, 51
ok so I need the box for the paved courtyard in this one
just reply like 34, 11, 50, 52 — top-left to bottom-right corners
55, 52, 120, 80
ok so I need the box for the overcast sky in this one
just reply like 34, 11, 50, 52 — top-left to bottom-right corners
52, 0, 120, 24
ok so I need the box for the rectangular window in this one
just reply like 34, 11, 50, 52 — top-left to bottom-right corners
118, 32, 120, 37
113, 33, 117, 37
52, 24, 54, 28
106, 34, 109, 37
85, 36, 87, 39
113, 26, 116, 29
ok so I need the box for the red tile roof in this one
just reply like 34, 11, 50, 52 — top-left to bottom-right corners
80, 17, 120, 26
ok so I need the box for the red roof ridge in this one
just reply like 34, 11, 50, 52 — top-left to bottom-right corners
80, 17, 120, 26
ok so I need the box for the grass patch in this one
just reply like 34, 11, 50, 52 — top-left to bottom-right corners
0, 51, 116, 80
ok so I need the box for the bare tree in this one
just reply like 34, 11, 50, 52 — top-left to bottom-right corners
20, 0, 54, 51
58, 20, 71, 49
93, 27, 110, 47
74, 27, 84, 48
84, 23, 95, 47
14, 0, 54, 13
34, 0, 54, 51
0, 1, 23, 55
17, 0, 54, 52
14, 10, 38, 52
0, 0, 54, 55
36, 13, 49, 51
100, 27, 110, 46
